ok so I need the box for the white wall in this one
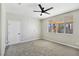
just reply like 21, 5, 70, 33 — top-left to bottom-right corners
21, 16, 40, 42
6, 12, 41, 45
0, 4, 1, 56
41, 9, 79, 49
1, 4, 7, 56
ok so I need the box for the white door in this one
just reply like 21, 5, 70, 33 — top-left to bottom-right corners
7, 20, 21, 45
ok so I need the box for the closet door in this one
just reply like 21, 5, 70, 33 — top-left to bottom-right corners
8, 20, 21, 45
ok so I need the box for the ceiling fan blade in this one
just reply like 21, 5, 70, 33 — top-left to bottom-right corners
45, 12, 50, 14
38, 4, 43, 10
45, 7, 53, 11
34, 11, 41, 12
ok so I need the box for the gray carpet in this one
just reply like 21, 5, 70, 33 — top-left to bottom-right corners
5, 39, 79, 56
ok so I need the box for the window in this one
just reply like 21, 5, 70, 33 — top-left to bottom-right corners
65, 22, 73, 34
57, 24, 64, 33
48, 15, 73, 34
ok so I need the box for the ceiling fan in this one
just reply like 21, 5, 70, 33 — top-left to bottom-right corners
34, 4, 54, 16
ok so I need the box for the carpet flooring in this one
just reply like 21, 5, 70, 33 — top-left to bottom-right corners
5, 39, 79, 56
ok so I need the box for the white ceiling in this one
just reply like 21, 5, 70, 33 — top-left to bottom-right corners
5, 3, 79, 19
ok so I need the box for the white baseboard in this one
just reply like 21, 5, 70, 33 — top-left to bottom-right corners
6, 36, 79, 50
7, 37, 40, 46
43, 37, 79, 49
